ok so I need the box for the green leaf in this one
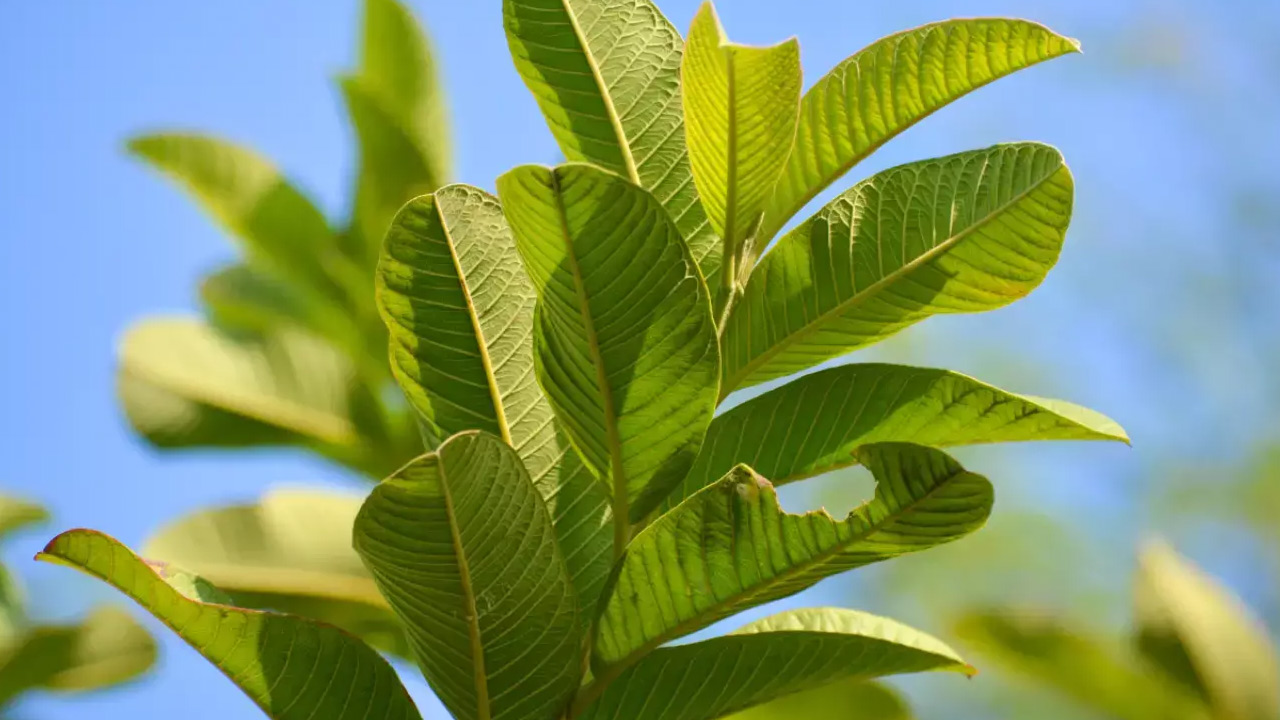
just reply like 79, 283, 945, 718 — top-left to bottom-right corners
503, 0, 719, 281
143, 489, 408, 657
757, 18, 1081, 247
377, 185, 613, 611
725, 680, 912, 720
0, 496, 47, 541
0, 606, 156, 707
664, 363, 1127, 509
128, 133, 360, 312
579, 608, 970, 720
1135, 543, 1280, 720
37, 530, 422, 720
497, 164, 720, 525
118, 317, 359, 450
353, 431, 582, 720
356, 0, 450, 187
595, 443, 991, 668
722, 142, 1074, 395
953, 610, 1208, 720
683, 2, 801, 286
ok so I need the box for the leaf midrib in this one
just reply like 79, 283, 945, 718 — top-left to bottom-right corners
724, 162, 1061, 397
607, 465, 973, 670
559, 0, 640, 185
436, 455, 492, 720
436, 194, 513, 445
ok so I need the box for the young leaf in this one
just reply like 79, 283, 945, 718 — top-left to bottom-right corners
595, 444, 991, 668
497, 164, 720, 525
128, 133, 360, 313
143, 489, 408, 657
377, 186, 613, 612
0, 606, 156, 707
118, 318, 359, 450
1135, 543, 1280, 720
683, 2, 801, 290
757, 19, 1081, 247
722, 142, 1074, 395
954, 611, 1209, 720
579, 608, 969, 720
37, 530, 421, 720
664, 363, 1127, 509
353, 431, 582, 720
503, 0, 719, 280
725, 680, 912, 720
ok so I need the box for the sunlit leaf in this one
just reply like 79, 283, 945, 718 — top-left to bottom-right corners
497, 163, 720, 524
580, 608, 970, 720
726, 679, 912, 720
144, 489, 407, 657
722, 143, 1074, 395
37, 530, 421, 720
664, 363, 1126, 509
596, 443, 991, 667
354, 431, 581, 720
503, 0, 719, 281
757, 18, 1081, 248
0, 496, 47, 542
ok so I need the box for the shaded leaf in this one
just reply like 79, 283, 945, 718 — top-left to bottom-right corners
503, 0, 719, 280
1135, 543, 1280, 720
722, 143, 1074, 395
354, 431, 581, 720
377, 186, 613, 613
143, 489, 407, 657
595, 443, 991, 667
954, 610, 1208, 720
758, 19, 1081, 247
497, 164, 720, 524
580, 608, 969, 720
0, 606, 156, 707
665, 363, 1126, 509
683, 2, 800, 286
37, 530, 421, 720
726, 680, 912, 720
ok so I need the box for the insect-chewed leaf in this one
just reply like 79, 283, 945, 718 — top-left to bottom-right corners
683, 1, 800, 272
353, 431, 582, 720
503, 0, 719, 281
664, 363, 1126, 509
722, 143, 1074, 395
581, 608, 969, 720
497, 163, 719, 524
757, 18, 1081, 247
595, 443, 991, 667
376, 185, 613, 613
36, 530, 420, 720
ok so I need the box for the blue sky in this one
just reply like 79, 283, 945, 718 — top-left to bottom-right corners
2, 1, 1277, 718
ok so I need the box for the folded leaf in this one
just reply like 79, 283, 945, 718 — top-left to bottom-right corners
128, 133, 359, 311
354, 431, 581, 720
665, 363, 1126, 509
722, 142, 1074, 394
118, 317, 358, 450
954, 610, 1208, 720
726, 680, 911, 720
757, 19, 1081, 247
144, 489, 407, 657
1135, 543, 1280, 720
497, 164, 720, 524
503, 0, 719, 280
683, 2, 801, 286
377, 186, 613, 611
580, 608, 969, 720
0, 606, 156, 707
595, 443, 991, 667
37, 530, 421, 720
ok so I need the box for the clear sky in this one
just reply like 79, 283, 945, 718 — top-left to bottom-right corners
2, 1, 1277, 718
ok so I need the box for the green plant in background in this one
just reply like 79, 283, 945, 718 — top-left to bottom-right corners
48, 0, 1136, 717
0, 496, 155, 713
956, 543, 1280, 720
